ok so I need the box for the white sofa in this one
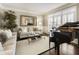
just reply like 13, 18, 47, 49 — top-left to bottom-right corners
0, 42, 5, 55
0, 29, 17, 55
3, 33, 17, 55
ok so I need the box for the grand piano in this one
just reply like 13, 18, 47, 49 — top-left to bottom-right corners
50, 21, 79, 55
59, 21, 79, 45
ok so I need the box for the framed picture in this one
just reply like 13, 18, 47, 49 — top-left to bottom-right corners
20, 15, 34, 26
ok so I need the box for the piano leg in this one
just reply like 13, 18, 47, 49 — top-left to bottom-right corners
55, 43, 56, 51
49, 39, 51, 48
55, 42, 60, 55
76, 32, 79, 47
57, 44, 60, 55
77, 36, 79, 46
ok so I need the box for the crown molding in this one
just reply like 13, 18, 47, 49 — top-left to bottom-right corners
0, 4, 38, 16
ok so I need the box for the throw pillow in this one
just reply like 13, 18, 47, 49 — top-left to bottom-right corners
0, 29, 12, 44
4, 29, 12, 39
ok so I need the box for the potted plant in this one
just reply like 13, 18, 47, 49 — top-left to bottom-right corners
3, 10, 17, 31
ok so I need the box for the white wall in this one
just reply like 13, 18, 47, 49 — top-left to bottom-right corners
37, 16, 43, 30
42, 15, 49, 33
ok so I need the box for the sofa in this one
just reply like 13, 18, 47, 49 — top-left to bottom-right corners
0, 29, 17, 55
17, 27, 43, 40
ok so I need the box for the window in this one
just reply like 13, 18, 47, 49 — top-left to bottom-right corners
67, 13, 75, 22
48, 6, 77, 30
62, 14, 68, 24
56, 15, 61, 27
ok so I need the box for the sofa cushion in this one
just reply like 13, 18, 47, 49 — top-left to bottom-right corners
3, 29, 12, 39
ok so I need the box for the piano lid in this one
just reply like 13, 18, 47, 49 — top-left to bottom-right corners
60, 21, 79, 27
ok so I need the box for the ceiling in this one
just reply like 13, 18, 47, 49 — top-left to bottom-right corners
1, 3, 66, 15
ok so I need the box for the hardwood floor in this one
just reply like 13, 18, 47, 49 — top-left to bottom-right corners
16, 35, 79, 55
41, 43, 79, 55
